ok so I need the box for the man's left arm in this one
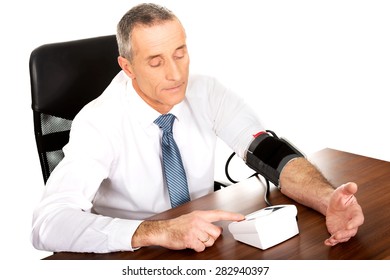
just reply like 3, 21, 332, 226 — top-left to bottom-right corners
279, 157, 364, 246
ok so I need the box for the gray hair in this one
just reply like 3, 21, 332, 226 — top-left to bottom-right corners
116, 3, 177, 61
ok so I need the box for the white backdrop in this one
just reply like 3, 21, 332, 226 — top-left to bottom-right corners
1, 0, 389, 276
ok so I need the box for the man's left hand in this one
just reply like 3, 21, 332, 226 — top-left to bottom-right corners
324, 182, 364, 246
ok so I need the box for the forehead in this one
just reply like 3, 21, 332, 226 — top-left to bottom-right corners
131, 19, 186, 58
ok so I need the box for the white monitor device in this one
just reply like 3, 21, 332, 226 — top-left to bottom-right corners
228, 204, 299, 250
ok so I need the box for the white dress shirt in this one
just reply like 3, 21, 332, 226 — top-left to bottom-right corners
31, 71, 264, 253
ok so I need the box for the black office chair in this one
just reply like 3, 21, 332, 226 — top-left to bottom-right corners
29, 35, 121, 184
29, 35, 228, 190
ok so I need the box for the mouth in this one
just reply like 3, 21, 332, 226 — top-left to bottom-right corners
163, 82, 184, 93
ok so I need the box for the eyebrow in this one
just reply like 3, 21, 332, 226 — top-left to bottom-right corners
146, 44, 187, 61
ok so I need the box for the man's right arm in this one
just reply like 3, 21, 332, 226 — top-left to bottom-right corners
31, 110, 141, 253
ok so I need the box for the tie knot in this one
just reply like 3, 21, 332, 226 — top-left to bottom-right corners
154, 113, 176, 133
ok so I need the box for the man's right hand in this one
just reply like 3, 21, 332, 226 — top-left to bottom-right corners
131, 210, 245, 252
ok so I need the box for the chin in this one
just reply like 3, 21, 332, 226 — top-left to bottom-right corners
170, 94, 186, 107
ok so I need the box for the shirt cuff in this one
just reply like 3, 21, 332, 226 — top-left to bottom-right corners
107, 218, 144, 252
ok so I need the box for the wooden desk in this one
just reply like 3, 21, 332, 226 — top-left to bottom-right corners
44, 148, 390, 260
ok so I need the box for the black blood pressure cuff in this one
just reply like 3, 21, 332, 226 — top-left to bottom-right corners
245, 131, 305, 188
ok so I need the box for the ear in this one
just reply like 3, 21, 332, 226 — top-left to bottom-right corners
118, 56, 136, 79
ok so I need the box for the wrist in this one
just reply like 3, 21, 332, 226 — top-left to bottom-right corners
131, 220, 164, 248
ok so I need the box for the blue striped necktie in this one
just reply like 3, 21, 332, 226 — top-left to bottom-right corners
154, 113, 190, 208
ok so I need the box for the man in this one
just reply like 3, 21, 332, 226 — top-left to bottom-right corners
32, 3, 364, 253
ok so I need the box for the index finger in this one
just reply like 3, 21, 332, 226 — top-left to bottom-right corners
200, 209, 245, 223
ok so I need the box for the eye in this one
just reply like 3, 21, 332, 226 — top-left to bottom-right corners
149, 57, 162, 67
174, 48, 186, 60
174, 52, 184, 59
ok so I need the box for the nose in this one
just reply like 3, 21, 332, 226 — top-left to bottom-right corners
165, 59, 181, 81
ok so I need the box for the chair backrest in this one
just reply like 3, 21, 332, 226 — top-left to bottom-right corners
29, 35, 121, 183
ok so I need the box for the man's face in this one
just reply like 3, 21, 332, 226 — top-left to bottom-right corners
124, 19, 190, 114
